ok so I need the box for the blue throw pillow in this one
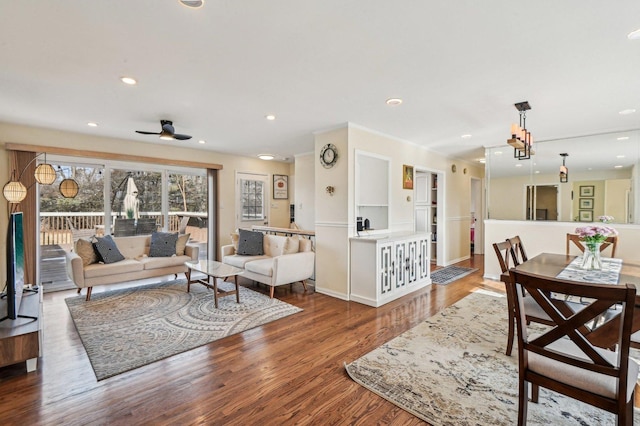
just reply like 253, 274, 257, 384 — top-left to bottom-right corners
94, 235, 125, 264
237, 229, 264, 256
149, 232, 179, 257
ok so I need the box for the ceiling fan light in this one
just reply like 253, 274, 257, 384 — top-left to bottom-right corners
60, 178, 79, 198
3, 181, 27, 203
160, 135, 174, 140
35, 163, 57, 185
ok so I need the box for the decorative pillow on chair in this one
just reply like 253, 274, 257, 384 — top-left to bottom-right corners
284, 236, 300, 254
175, 233, 190, 256
149, 232, 179, 257
93, 235, 125, 264
230, 231, 240, 250
237, 229, 264, 256
75, 238, 98, 266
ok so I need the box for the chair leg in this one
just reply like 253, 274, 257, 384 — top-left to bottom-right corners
85, 287, 93, 301
531, 384, 539, 403
77, 288, 81, 294
301, 280, 308, 291
518, 378, 529, 426
269, 286, 275, 298
506, 315, 515, 356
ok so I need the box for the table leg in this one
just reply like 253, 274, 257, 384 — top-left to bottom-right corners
213, 276, 219, 309
235, 275, 240, 303
186, 269, 192, 293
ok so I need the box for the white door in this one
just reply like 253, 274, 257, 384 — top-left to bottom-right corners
235, 172, 269, 230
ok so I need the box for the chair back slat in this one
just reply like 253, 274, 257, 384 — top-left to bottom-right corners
566, 233, 618, 258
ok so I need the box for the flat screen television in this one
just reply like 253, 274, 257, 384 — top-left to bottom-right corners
2, 212, 25, 321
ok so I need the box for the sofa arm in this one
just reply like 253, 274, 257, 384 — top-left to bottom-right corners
66, 251, 85, 288
221, 244, 236, 257
271, 251, 315, 286
185, 244, 199, 261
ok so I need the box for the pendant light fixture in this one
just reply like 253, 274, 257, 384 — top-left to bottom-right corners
559, 153, 569, 183
507, 101, 534, 160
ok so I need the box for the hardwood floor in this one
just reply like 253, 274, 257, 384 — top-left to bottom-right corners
0, 255, 501, 425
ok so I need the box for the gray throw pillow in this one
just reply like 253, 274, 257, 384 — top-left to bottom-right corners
149, 232, 179, 257
94, 235, 125, 264
237, 229, 264, 256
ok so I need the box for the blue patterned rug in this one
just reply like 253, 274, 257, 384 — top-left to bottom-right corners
430, 265, 477, 285
66, 279, 302, 380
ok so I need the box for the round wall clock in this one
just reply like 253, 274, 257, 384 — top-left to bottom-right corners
320, 143, 338, 168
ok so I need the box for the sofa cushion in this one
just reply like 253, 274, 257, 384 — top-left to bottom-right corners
83, 259, 143, 278
94, 235, 125, 264
149, 232, 178, 257
114, 235, 150, 259
283, 236, 300, 254
222, 254, 269, 268
244, 258, 275, 277
139, 255, 191, 270
299, 238, 312, 252
176, 233, 190, 256
237, 229, 264, 255
264, 234, 287, 257
230, 231, 239, 250
75, 238, 98, 266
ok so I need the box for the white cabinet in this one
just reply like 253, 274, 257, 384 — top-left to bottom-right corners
415, 172, 439, 264
350, 232, 431, 307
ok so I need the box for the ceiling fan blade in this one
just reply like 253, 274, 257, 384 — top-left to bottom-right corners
173, 134, 192, 140
136, 130, 161, 135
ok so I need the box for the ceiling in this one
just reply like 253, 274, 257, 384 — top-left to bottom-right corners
1, 1, 639, 165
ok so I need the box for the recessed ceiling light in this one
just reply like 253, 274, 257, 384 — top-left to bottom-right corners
619, 108, 636, 115
386, 98, 403, 106
615, 165, 624, 168
478, 158, 486, 164
87, 122, 98, 127
534, 171, 540, 174
265, 114, 276, 121
461, 134, 472, 139
628, 28, 640, 40
617, 136, 630, 140
258, 154, 274, 160
198, 140, 206, 144
616, 154, 625, 158
494, 151, 503, 155
515, 164, 522, 167
120, 76, 137, 85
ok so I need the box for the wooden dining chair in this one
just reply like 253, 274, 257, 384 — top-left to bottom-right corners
508, 235, 528, 266
566, 233, 618, 258
508, 269, 637, 426
493, 240, 554, 356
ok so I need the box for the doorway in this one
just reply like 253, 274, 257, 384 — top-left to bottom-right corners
235, 172, 269, 230
526, 185, 558, 221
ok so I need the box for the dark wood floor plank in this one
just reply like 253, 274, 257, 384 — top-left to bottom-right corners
0, 256, 495, 425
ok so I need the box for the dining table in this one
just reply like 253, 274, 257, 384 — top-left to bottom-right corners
502, 252, 640, 349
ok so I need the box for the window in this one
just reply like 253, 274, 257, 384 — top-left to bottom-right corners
240, 178, 264, 220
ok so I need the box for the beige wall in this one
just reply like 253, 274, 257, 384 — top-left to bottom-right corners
313, 123, 485, 300
293, 152, 315, 231
0, 122, 292, 275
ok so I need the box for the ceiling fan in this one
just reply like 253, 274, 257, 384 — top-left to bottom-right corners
135, 120, 192, 140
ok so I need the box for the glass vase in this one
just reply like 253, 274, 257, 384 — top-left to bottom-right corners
581, 242, 603, 270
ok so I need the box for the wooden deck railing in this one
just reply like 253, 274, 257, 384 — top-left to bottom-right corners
39, 212, 198, 246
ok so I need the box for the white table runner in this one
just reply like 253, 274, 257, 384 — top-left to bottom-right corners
555, 257, 622, 285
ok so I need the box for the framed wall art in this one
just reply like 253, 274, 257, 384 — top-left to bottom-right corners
403, 165, 414, 189
579, 210, 593, 222
579, 198, 593, 209
273, 174, 288, 199
579, 185, 594, 197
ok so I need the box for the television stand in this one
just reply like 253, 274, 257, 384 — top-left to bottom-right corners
0, 289, 42, 372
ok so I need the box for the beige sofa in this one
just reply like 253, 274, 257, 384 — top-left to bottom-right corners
221, 233, 314, 298
67, 235, 199, 300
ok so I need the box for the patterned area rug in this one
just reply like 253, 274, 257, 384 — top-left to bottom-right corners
345, 291, 640, 425
430, 265, 477, 285
66, 279, 302, 380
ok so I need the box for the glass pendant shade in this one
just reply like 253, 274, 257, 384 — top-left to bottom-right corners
34, 163, 57, 185
59, 178, 79, 198
3, 181, 28, 203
